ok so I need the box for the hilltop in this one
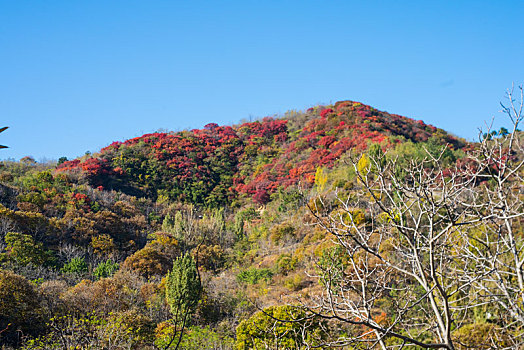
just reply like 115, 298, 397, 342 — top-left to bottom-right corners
56, 100, 463, 206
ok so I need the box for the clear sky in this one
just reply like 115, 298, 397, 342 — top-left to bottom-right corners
1, 0, 523, 161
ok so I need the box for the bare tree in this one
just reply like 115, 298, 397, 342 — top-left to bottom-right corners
452, 85, 524, 342
300, 86, 524, 349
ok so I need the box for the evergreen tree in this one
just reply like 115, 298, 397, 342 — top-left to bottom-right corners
163, 253, 202, 350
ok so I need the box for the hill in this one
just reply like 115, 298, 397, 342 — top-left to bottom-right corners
56, 100, 463, 206
0, 99, 487, 349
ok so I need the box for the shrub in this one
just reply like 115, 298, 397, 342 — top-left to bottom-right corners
320, 108, 334, 118
90, 234, 115, 255
236, 305, 325, 350
0, 270, 45, 345
236, 268, 273, 285
156, 325, 234, 350
2, 232, 51, 266
93, 259, 119, 279
122, 247, 170, 278
276, 254, 296, 275
103, 309, 155, 347
283, 274, 303, 291
270, 223, 295, 244
61, 257, 88, 274
193, 244, 225, 272
275, 187, 304, 212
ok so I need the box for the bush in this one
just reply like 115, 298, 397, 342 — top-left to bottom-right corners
2, 232, 52, 266
103, 309, 155, 347
193, 244, 225, 272
236, 305, 325, 350
93, 259, 119, 279
270, 223, 295, 244
0, 269, 45, 345
61, 257, 88, 274
283, 274, 303, 291
275, 187, 304, 212
122, 247, 170, 278
276, 254, 296, 275
156, 325, 234, 350
236, 268, 273, 285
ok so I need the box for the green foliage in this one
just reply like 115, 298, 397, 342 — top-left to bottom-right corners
21, 311, 154, 350
104, 309, 155, 347
165, 253, 202, 319
283, 274, 303, 291
275, 187, 304, 212
0, 99, 478, 348
90, 234, 115, 255
93, 259, 119, 279
60, 257, 88, 274
21, 314, 99, 350
57, 156, 68, 165
161, 208, 199, 251
276, 253, 297, 275
318, 245, 348, 289
368, 143, 386, 168
236, 267, 273, 285
233, 207, 260, 239
357, 153, 371, 175
161, 253, 203, 350
270, 222, 296, 244
233, 215, 245, 238
236, 207, 259, 221
155, 325, 234, 350
2, 232, 52, 266
236, 305, 324, 350
389, 137, 461, 177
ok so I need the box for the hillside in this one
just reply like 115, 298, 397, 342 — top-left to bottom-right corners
56, 101, 463, 206
6, 99, 520, 349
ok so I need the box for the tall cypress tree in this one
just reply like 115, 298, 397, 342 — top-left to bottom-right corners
164, 253, 202, 349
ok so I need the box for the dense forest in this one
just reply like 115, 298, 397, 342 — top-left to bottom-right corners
0, 95, 522, 349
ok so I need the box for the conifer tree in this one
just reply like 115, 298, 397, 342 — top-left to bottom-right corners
163, 253, 202, 350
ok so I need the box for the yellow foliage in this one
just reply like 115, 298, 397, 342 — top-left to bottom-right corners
314, 167, 328, 192
357, 154, 371, 176
91, 234, 115, 255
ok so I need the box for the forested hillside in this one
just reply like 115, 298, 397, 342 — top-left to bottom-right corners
0, 97, 522, 349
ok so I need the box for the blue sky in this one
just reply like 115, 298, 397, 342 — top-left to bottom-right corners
1, 0, 523, 161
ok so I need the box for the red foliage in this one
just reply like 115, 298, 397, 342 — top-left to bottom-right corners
56, 159, 81, 172
318, 135, 336, 149
54, 99, 462, 206
253, 189, 270, 204
72, 193, 89, 202
320, 108, 334, 118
